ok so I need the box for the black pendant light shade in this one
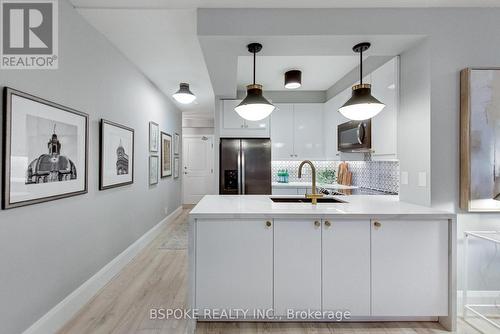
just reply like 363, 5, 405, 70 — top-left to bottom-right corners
338, 42, 385, 120
234, 43, 275, 121
284, 70, 302, 89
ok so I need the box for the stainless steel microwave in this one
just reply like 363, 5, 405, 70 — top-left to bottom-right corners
337, 120, 371, 152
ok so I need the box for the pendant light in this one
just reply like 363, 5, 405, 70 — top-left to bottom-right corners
173, 83, 196, 104
235, 43, 275, 121
338, 42, 385, 121
284, 70, 302, 89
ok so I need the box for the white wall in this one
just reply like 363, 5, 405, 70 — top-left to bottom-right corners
0, 1, 182, 333
398, 40, 431, 205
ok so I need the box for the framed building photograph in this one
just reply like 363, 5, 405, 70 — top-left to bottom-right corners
161, 132, 172, 177
174, 132, 180, 155
149, 121, 159, 152
2, 87, 88, 209
100, 119, 134, 190
173, 156, 180, 179
460, 68, 500, 211
149, 155, 159, 185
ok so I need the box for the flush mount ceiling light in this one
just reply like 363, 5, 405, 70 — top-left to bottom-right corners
284, 70, 302, 89
172, 83, 196, 104
338, 42, 385, 121
235, 43, 275, 121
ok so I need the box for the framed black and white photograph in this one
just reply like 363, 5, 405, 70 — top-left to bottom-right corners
161, 132, 172, 177
174, 132, 180, 155
100, 119, 134, 190
2, 87, 88, 209
173, 156, 180, 179
149, 155, 159, 185
149, 121, 159, 152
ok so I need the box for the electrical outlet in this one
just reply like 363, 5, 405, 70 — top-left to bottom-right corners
401, 171, 408, 185
418, 172, 427, 187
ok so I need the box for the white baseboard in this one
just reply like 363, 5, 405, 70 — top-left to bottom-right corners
22, 206, 183, 334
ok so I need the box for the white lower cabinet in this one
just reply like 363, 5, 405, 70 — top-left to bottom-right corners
195, 219, 273, 313
195, 218, 448, 320
371, 220, 448, 316
322, 219, 371, 316
274, 219, 322, 316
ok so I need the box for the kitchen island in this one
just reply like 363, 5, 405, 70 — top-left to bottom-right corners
189, 195, 456, 331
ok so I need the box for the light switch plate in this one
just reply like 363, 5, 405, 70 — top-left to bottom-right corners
418, 172, 427, 187
401, 171, 408, 185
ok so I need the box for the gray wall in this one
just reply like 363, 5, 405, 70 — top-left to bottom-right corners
0, 1, 182, 333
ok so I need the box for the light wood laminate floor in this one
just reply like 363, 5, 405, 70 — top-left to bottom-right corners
59, 209, 484, 334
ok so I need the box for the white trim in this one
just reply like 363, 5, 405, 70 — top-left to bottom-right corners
457, 290, 500, 317
22, 206, 183, 334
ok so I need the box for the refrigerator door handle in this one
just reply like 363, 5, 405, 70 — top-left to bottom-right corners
237, 150, 242, 194
241, 149, 246, 194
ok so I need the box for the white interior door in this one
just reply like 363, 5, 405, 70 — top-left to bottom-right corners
182, 135, 214, 204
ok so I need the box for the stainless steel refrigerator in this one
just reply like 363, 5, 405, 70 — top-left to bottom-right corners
219, 138, 271, 195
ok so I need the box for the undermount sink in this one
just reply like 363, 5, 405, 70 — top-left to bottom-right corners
270, 197, 346, 203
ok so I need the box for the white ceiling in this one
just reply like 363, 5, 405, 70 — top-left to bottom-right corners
75, 8, 214, 114
237, 55, 359, 91
71, 0, 500, 8
200, 35, 424, 97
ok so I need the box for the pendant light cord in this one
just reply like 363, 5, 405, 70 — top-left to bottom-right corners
359, 48, 363, 85
253, 50, 256, 85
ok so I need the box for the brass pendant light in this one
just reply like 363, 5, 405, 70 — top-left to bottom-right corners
338, 42, 385, 120
234, 43, 275, 121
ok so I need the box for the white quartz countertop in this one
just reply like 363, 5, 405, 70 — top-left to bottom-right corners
272, 182, 358, 190
189, 195, 455, 220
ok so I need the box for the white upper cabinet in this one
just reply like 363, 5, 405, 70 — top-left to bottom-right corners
370, 57, 398, 160
271, 104, 295, 160
220, 99, 270, 138
270, 103, 324, 160
293, 103, 324, 160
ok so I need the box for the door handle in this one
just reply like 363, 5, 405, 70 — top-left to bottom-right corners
314, 221, 321, 228
324, 220, 331, 227
373, 221, 381, 229
266, 221, 272, 228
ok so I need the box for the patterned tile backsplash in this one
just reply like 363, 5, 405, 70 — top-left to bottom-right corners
272, 160, 400, 194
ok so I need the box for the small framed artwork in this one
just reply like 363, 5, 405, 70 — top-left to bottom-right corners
149, 155, 159, 185
174, 132, 180, 155
2, 87, 88, 209
174, 157, 180, 179
161, 132, 172, 177
149, 121, 159, 152
100, 119, 134, 190
460, 68, 500, 211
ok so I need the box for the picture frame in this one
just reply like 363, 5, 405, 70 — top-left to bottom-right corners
99, 119, 134, 190
174, 132, 180, 155
161, 132, 172, 177
149, 155, 159, 185
174, 157, 180, 179
460, 67, 500, 211
149, 121, 159, 152
2, 87, 89, 209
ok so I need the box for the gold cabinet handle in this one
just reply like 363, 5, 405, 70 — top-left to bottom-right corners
324, 220, 331, 227
314, 220, 321, 228
266, 221, 272, 228
373, 221, 381, 229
